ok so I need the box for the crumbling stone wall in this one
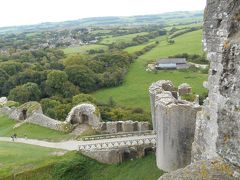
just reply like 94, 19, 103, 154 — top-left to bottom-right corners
0, 100, 69, 131
98, 120, 150, 134
149, 80, 201, 171
160, 0, 240, 179
65, 103, 101, 128
26, 113, 66, 131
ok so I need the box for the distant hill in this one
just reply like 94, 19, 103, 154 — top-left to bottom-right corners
0, 11, 203, 34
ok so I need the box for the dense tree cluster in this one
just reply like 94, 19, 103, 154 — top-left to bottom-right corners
0, 47, 133, 104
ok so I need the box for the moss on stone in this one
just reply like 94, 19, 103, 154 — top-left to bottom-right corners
1, 101, 20, 108
19, 102, 42, 114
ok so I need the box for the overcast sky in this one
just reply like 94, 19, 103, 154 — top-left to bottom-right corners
0, 0, 206, 27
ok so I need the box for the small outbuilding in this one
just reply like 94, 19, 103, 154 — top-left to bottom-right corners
155, 58, 189, 70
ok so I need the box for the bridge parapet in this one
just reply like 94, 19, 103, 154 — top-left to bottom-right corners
81, 130, 155, 141
79, 136, 156, 151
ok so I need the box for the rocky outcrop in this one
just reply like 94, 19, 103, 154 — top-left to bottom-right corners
159, 0, 240, 179
149, 80, 201, 171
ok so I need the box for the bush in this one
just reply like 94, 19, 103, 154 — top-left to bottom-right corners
181, 93, 196, 102
8, 82, 41, 103
72, 94, 97, 106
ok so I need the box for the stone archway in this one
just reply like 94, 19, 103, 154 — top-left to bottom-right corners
19, 109, 27, 120
80, 113, 89, 124
65, 103, 101, 128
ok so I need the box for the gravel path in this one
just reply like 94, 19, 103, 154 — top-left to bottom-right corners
0, 135, 156, 151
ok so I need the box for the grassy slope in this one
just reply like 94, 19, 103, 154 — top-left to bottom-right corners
0, 116, 73, 141
100, 32, 149, 44
0, 142, 66, 179
63, 44, 108, 55
15, 152, 163, 180
93, 30, 207, 110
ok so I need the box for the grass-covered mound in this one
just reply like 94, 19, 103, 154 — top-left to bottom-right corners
0, 142, 67, 179
15, 151, 163, 180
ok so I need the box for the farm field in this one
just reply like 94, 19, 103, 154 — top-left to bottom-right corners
0, 116, 73, 141
63, 44, 108, 55
93, 30, 208, 110
100, 32, 149, 44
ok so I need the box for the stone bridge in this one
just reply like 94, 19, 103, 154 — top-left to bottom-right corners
79, 134, 156, 151
0, 131, 156, 164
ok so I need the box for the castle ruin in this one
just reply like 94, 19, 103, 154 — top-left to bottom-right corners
152, 0, 240, 179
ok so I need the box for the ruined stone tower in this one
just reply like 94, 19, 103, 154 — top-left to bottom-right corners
149, 80, 201, 171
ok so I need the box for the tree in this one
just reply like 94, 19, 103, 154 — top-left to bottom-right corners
65, 65, 97, 92
40, 98, 61, 119
167, 39, 175, 45
44, 70, 79, 97
0, 68, 9, 95
0, 61, 23, 76
8, 82, 41, 103
45, 70, 68, 89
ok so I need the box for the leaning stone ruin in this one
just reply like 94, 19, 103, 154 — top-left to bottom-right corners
156, 0, 240, 179
149, 80, 201, 171
65, 103, 101, 128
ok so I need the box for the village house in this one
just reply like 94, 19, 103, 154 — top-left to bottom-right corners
155, 58, 189, 70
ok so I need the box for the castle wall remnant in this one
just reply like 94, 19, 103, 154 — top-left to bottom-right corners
98, 120, 150, 134
160, 0, 240, 179
149, 80, 201, 172
0, 101, 67, 131
65, 103, 101, 128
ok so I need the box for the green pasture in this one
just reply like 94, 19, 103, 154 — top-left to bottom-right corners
100, 32, 149, 44
93, 30, 207, 110
63, 44, 108, 55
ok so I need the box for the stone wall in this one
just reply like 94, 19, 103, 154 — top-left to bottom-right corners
0, 101, 69, 132
98, 120, 150, 134
160, 0, 240, 179
26, 113, 66, 131
191, 0, 240, 167
149, 80, 201, 172
81, 145, 154, 164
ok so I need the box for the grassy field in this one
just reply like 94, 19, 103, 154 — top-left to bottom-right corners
0, 116, 73, 141
0, 142, 67, 179
63, 44, 108, 55
100, 32, 149, 44
93, 30, 208, 110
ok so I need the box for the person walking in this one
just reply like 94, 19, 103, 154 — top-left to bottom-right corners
11, 135, 14, 141
13, 133, 17, 139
